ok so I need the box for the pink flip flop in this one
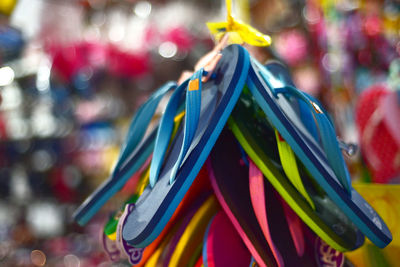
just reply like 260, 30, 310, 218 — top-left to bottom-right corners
207, 129, 278, 267
355, 85, 400, 183
249, 160, 315, 266
203, 211, 251, 267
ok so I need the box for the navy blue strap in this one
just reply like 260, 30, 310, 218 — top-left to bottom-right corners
169, 69, 203, 184
114, 82, 177, 173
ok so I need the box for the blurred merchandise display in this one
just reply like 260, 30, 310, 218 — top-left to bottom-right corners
0, 0, 398, 266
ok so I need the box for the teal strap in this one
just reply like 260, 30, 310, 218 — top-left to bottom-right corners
298, 98, 319, 143
273, 85, 352, 195
114, 82, 177, 173
169, 69, 204, 184
299, 92, 335, 142
149, 80, 187, 188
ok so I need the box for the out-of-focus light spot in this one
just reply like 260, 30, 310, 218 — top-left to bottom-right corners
109, 26, 125, 43
303, 6, 320, 25
31, 150, 54, 172
63, 165, 82, 189
339, 0, 359, 11
275, 30, 307, 65
74, 67, 93, 91
64, 254, 80, 267
0, 202, 16, 227
0, 67, 15, 87
31, 250, 46, 266
7, 116, 29, 140
10, 167, 31, 202
36, 59, 51, 92
31, 109, 56, 138
1, 84, 22, 110
364, 16, 381, 36
293, 67, 320, 95
134, 1, 151, 18
159, 42, 177, 58
14, 140, 31, 154
322, 53, 340, 73
54, 118, 73, 138
27, 202, 64, 238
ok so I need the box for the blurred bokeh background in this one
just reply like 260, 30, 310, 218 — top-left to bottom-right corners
0, 0, 398, 266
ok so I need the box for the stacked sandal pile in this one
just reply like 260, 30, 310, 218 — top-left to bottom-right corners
73, 4, 393, 266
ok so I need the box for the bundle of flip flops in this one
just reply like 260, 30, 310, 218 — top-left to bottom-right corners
73, 5, 393, 267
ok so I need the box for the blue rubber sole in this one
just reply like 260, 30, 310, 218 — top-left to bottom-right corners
122, 44, 250, 247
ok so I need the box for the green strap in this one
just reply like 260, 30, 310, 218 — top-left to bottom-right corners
275, 129, 315, 210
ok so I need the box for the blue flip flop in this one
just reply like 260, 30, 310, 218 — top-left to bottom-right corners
73, 81, 180, 226
246, 59, 392, 248
121, 44, 250, 248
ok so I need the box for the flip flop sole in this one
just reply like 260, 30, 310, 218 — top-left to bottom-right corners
247, 60, 392, 248
122, 44, 250, 247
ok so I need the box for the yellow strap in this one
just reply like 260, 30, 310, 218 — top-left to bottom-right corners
145, 229, 174, 267
168, 196, 219, 267
144, 246, 162, 267
136, 166, 151, 196
275, 130, 315, 210
174, 111, 186, 124
206, 0, 271, 47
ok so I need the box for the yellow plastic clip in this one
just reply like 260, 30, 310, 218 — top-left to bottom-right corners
206, 0, 272, 47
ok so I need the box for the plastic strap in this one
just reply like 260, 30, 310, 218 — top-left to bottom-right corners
255, 60, 351, 193
273, 85, 352, 195
148, 111, 185, 189
170, 69, 204, 184
274, 129, 315, 210
149, 81, 187, 187
298, 98, 319, 143
248, 160, 284, 267
279, 196, 305, 257
114, 81, 177, 173
299, 92, 336, 143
